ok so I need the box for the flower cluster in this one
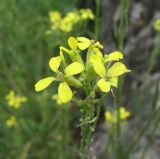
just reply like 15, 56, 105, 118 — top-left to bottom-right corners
5, 90, 27, 109
46, 8, 94, 33
35, 36, 130, 104
105, 107, 130, 123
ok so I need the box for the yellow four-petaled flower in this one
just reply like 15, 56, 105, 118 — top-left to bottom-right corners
35, 55, 84, 103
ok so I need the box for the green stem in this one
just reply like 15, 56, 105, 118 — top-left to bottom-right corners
79, 99, 101, 158
94, 0, 100, 40
117, 0, 129, 51
114, 0, 129, 158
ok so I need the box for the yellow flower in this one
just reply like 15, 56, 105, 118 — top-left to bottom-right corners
6, 116, 16, 127
35, 56, 84, 103
97, 62, 130, 92
77, 37, 91, 50
60, 37, 78, 55
79, 9, 95, 20
60, 37, 85, 65
104, 51, 123, 63
105, 107, 130, 123
47, 9, 95, 34
77, 37, 102, 50
154, 19, 160, 31
5, 90, 27, 109
59, 11, 80, 32
60, 36, 91, 54
49, 11, 61, 24
49, 11, 61, 31
90, 51, 130, 92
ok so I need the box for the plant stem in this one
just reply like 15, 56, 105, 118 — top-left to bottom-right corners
94, 0, 100, 40
79, 99, 101, 158
117, 0, 129, 51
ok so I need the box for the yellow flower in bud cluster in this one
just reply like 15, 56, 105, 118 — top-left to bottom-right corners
5, 90, 27, 109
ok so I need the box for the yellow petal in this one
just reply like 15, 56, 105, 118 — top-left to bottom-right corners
109, 77, 118, 88
105, 51, 123, 62
77, 37, 91, 50
58, 82, 73, 103
90, 54, 101, 64
93, 47, 103, 58
78, 43, 90, 50
93, 61, 106, 78
68, 37, 78, 50
107, 62, 130, 77
64, 62, 84, 76
97, 79, 110, 92
77, 37, 90, 43
49, 56, 61, 72
35, 77, 55, 91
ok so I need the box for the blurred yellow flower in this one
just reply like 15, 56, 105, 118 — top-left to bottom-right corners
5, 90, 27, 109
105, 107, 130, 124
49, 11, 61, 25
79, 8, 95, 20
6, 116, 16, 127
47, 9, 95, 33
154, 19, 160, 31
60, 12, 81, 32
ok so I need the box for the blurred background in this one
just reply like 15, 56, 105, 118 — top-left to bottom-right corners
0, 0, 160, 159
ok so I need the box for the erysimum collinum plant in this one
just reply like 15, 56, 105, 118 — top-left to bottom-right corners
34, 36, 130, 158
